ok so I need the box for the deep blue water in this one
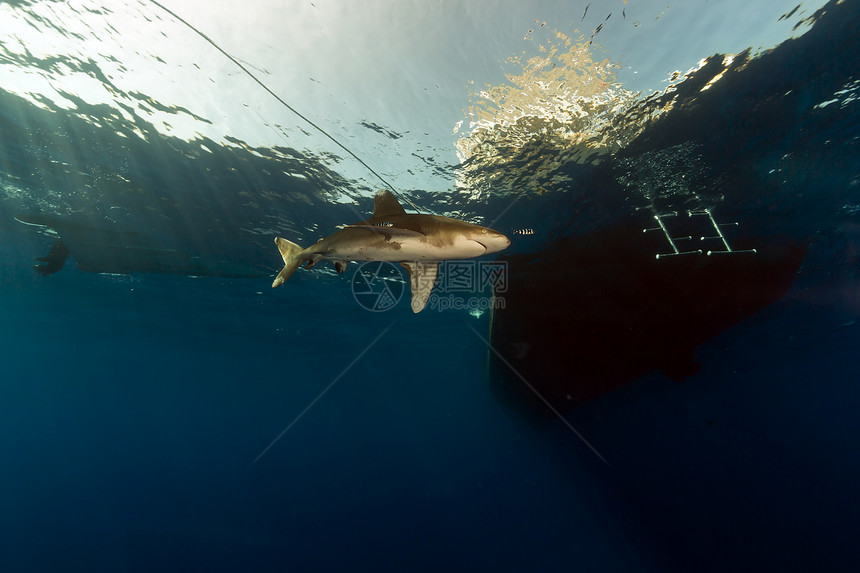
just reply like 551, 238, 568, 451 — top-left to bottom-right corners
2, 1, 860, 571
0, 247, 633, 571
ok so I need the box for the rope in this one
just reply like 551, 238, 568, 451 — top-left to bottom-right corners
146, 0, 423, 212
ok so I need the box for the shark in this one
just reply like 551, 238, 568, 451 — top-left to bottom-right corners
272, 189, 511, 312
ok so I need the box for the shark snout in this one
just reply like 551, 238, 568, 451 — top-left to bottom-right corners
475, 229, 511, 254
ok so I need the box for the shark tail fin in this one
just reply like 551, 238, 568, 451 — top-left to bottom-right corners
272, 237, 305, 288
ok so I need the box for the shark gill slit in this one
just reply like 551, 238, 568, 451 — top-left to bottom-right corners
145, 0, 425, 214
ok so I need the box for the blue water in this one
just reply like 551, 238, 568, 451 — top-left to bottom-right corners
2, 1, 860, 571
0, 254, 631, 571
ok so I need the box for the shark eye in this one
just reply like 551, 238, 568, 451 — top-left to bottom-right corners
481, 228, 488, 234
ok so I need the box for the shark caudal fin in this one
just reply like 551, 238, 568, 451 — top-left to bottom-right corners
272, 237, 305, 288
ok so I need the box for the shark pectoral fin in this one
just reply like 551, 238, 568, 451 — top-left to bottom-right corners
400, 261, 438, 313
272, 237, 305, 288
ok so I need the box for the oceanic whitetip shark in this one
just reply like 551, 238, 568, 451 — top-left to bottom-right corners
272, 189, 511, 312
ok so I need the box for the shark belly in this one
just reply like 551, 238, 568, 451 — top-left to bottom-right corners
318, 228, 486, 262
333, 235, 485, 262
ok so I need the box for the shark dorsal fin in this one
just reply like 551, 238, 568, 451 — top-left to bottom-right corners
373, 189, 407, 220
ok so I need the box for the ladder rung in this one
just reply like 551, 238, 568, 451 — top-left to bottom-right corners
706, 249, 757, 256
655, 250, 703, 259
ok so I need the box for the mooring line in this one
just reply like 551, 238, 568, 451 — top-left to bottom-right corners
146, 0, 424, 213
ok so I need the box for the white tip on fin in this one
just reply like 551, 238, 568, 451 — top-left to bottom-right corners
400, 261, 438, 313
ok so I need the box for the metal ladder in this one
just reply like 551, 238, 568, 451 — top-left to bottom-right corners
643, 208, 757, 260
